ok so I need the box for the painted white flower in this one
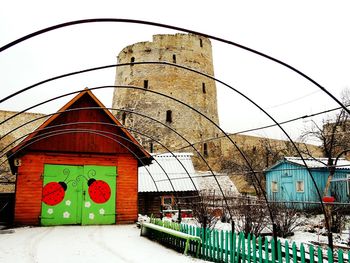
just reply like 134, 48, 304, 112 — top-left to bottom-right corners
89, 213, 95, 220
63, 211, 70, 218
99, 208, 105, 215
47, 208, 53, 215
65, 200, 71, 206
85, 201, 91, 208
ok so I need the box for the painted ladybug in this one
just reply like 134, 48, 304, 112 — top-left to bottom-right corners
42, 182, 67, 206
87, 179, 111, 204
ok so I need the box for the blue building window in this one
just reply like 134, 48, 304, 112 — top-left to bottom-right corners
271, 181, 278, 192
296, 181, 304, 192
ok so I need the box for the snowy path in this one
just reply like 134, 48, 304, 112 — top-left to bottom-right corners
0, 225, 205, 263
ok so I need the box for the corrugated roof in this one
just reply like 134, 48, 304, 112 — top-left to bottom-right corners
285, 157, 350, 170
138, 152, 199, 192
195, 171, 239, 194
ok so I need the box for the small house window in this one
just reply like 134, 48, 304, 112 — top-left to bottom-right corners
144, 80, 148, 89
173, 54, 176, 63
202, 82, 206, 94
166, 110, 172, 123
121, 112, 126, 125
203, 143, 208, 157
296, 181, 304, 192
271, 181, 278, 192
200, 39, 203, 47
161, 195, 174, 207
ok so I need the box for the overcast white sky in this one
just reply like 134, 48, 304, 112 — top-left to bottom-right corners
1, 0, 350, 142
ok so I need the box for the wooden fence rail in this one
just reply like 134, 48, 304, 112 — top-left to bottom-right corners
149, 218, 349, 263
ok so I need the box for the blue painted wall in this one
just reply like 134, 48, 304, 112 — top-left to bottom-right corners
265, 161, 350, 208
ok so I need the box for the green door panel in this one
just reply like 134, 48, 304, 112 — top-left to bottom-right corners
41, 164, 117, 226
41, 165, 83, 226
82, 165, 116, 225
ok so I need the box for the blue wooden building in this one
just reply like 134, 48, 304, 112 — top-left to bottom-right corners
265, 157, 350, 207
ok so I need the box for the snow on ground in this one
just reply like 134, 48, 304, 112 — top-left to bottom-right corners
0, 224, 206, 263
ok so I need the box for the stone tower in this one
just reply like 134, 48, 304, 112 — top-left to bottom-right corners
112, 33, 221, 170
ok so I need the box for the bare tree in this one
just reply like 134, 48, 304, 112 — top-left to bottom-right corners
232, 195, 268, 236
191, 190, 220, 230
299, 89, 350, 249
221, 137, 298, 197
270, 203, 306, 238
300, 90, 350, 197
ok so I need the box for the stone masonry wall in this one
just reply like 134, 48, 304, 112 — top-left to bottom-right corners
0, 110, 46, 192
112, 33, 222, 170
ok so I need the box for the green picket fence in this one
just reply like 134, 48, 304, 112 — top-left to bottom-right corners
149, 218, 349, 263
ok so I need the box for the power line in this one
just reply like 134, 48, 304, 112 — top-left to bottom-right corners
176, 103, 350, 151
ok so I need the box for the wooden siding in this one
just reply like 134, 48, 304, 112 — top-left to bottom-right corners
14, 152, 138, 225
330, 170, 350, 202
25, 94, 136, 155
138, 191, 198, 217
266, 162, 350, 206
115, 155, 138, 223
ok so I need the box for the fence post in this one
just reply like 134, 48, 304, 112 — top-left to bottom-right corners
292, 243, 297, 263
284, 240, 290, 263
247, 233, 251, 263
252, 235, 257, 263
213, 229, 217, 261
317, 246, 323, 263
242, 232, 246, 262
309, 245, 314, 263
225, 231, 229, 263
271, 238, 275, 262
258, 236, 263, 263
264, 238, 269, 263
237, 232, 243, 262
337, 249, 343, 263
230, 232, 235, 263
272, 223, 278, 262
209, 230, 213, 260
277, 240, 282, 263
327, 247, 334, 263
221, 230, 224, 261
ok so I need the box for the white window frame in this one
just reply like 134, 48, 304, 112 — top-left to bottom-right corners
296, 180, 304, 193
271, 181, 278, 192
347, 174, 350, 196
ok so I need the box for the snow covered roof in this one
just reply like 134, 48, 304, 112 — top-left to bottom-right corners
195, 171, 239, 194
282, 157, 350, 170
138, 153, 199, 192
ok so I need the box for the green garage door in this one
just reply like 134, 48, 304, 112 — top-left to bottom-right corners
41, 164, 117, 226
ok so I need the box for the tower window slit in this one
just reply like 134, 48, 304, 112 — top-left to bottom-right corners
144, 80, 148, 89
203, 143, 208, 157
122, 112, 127, 125
130, 57, 135, 65
200, 39, 203, 47
166, 110, 172, 123
172, 54, 176, 63
202, 82, 206, 94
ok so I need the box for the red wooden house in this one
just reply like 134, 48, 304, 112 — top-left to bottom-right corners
7, 89, 152, 226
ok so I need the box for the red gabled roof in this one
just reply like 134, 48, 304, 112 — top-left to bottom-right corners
7, 88, 152, 171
